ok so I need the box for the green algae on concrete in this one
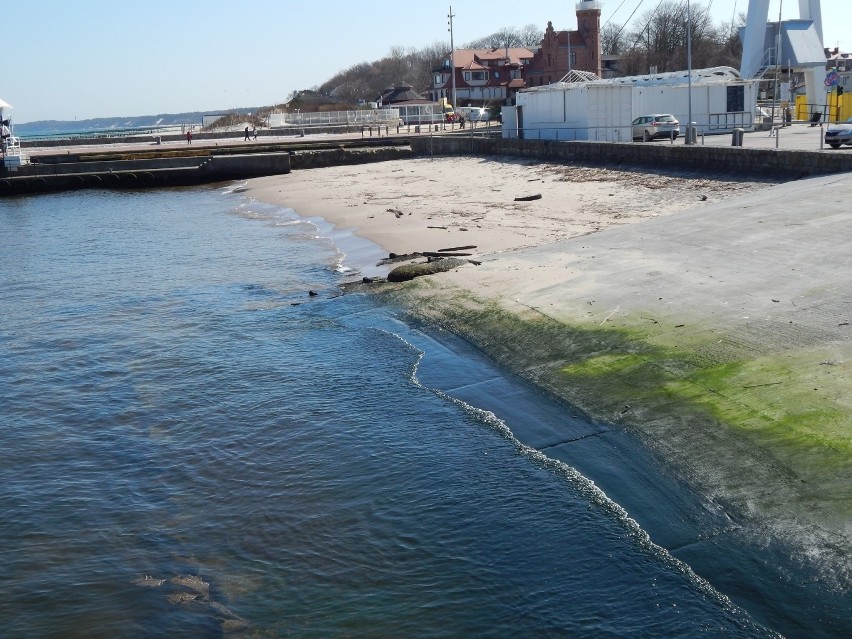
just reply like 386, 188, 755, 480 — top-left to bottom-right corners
368, 278, 852, 551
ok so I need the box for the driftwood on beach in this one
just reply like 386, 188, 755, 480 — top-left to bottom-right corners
377, 245, 478, 266
422, 251, 472, 257
373, 245, 481, 282
386, 257, 471, 282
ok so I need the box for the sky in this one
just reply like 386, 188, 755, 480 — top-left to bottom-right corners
2, 0, 844, 123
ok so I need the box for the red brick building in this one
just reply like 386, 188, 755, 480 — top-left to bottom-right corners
429, 47, 535, 108
429, 1, 604, 106
526, 1, 603, 86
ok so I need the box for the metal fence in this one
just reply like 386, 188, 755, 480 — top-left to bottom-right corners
504, 125, 718, 144
267, 109, 400, 128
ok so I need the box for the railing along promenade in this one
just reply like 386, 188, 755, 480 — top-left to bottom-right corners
4, 121, 850, 196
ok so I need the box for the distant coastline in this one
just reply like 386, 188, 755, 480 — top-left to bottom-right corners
12, 107, 259, 139
17, 124, 184, 141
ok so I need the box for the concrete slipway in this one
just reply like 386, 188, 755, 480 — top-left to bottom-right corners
389, 170, 852, 604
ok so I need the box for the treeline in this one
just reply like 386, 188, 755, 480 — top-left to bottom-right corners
603, 1, 743, 75
295, 2, 742, 107
310, 24, 542, 107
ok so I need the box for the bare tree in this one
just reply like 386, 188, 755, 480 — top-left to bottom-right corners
518, 24, 544, 48
316, 40, 452, 104
619, 1, 721, 75
410, 41, 452, 93
308, 3, 744, 103
601, 22, 627, 56
466, 24, 541, 49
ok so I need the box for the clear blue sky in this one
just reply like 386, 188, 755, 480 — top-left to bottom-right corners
2, 0, 843, 123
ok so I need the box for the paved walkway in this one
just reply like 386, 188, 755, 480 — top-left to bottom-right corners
17, 118, 851, 158
682, 120, 845, 152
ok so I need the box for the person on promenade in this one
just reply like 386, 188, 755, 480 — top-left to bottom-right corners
244, 126, 250, 141
186, 130, 192, 144
252, 126, 257, 140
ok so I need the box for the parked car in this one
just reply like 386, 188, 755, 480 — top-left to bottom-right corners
632, 114, 679, 141
456, 106, 489, 122
824, 117, 852, 149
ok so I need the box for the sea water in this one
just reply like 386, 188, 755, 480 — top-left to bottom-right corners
0, 185, 844, 637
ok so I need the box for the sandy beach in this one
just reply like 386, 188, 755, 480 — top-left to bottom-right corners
246, 156, 852, 590
247, 156, 776, 257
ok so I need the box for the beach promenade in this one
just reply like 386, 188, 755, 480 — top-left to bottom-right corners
18, 117, 849, 157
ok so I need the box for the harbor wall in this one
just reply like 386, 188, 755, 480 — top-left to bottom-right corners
0, 153, 291, 195
410, 136, 852, 177
288, 146, 413, 170
19, 125, 392, 149
6, 133, 851, 196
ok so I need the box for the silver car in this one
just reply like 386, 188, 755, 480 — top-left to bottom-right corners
824, 117, 852, 149
632, 114, 679, 141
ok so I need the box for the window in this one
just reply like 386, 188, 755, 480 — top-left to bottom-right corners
727, 85, 745, 112
471, 71, 486, 81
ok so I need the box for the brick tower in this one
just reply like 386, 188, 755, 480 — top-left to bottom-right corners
575, 1, 602, 77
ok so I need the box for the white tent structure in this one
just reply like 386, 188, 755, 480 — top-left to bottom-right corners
503, 67, 758, 141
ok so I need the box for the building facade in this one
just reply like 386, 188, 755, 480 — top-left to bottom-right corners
429, 1, 603, 107
429, 47, 534, 107
526, 1, 603, 86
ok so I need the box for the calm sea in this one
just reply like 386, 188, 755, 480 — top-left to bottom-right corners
0, 185, 846, 638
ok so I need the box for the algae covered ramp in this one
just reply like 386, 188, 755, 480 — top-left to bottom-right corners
361, 170, 852, 636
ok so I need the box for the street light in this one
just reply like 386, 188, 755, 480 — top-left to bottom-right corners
448, 6, 457, 111
686, 0, 694, 145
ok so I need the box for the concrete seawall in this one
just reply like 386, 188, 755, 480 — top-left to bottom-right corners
288, 146, 413, 170
411, 135, 852, 177
6, 132, 850, 196
0, 152, 291, 195
18, 125, 383, 149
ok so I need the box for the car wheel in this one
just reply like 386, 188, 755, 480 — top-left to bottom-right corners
829, 142, 841, 149
643, 130, 652, 142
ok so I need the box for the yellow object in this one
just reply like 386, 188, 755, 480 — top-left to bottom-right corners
797, 92, 852, 122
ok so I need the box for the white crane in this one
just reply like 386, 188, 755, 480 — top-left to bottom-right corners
740, 0, 825, 116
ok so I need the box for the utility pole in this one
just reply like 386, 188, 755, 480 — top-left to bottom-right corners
448, 6, 457, 109
774, 0, 783, 109
686, 0, 694, 145
567, 19, 573, 79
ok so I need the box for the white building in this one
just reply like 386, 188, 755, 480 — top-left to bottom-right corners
502, 67, 759, 141
1, 97, 27, 169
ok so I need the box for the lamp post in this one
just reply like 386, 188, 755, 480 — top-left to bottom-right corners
448, 6, 457, 111
686, 0, 694, 144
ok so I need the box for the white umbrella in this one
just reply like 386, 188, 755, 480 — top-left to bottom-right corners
0, 97, 12, 109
